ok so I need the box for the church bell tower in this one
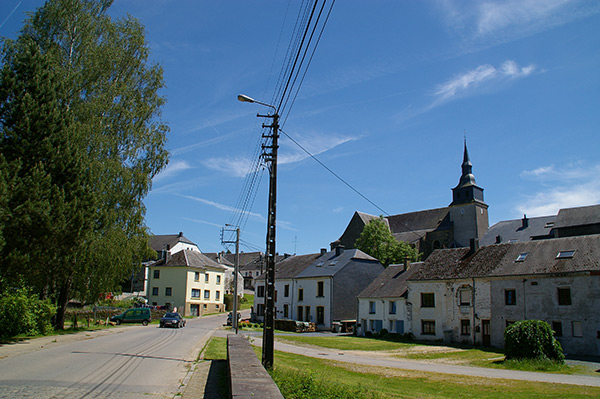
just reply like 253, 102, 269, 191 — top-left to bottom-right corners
449, 140, 489, 247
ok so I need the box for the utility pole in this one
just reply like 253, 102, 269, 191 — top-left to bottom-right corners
237, 94, 279, 369
221, 225, 240, 334
259, 110, 279, 369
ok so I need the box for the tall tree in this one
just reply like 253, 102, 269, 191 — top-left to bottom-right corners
0, 0, 168, 329
355, 217, 420, 267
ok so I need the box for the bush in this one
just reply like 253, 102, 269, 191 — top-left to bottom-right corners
0, 285, 56, 337
504, 320, 564, 363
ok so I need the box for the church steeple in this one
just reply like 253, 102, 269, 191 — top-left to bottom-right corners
451, 139, 484, 205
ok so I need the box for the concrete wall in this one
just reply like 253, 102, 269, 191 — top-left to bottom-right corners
357, 297, 407, 335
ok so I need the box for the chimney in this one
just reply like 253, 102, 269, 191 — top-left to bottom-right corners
403, 256, 410, 271
320, 248, 327, 256
165, 244, 171, 263
335, 245, 345, 257
522, 215, 528, 228
469, 238, 479, 255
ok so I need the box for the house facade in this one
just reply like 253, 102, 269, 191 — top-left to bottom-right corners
147, 249, 227, 316
254, 247, 384, 330
396, 234, 600, 356
356, 261, 423, 336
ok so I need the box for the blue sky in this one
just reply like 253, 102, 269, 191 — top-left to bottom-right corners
2, 1, 599, 256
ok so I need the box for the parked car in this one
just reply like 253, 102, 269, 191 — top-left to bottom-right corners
160, 312, 186, 328
110, 308, 151, 326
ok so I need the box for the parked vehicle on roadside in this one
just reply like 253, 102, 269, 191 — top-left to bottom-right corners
110, 308, 151, 326
160, 312, 186, 328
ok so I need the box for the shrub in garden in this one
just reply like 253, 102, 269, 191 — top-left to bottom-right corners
0, 285, 56, 337
504, 320, 564, 363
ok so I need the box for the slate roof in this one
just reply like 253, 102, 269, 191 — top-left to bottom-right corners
480, 215, 556, 246
297, 249, 380, 279
153, 249, 226, 271
202, 252, 235, 267
358, 262, 424, 299
555, 204, 600, 229
256, 253, 321, 280
149, 233, 196, 252
410, 234, 600, 281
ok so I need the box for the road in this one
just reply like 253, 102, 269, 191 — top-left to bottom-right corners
0, 313, 226, 398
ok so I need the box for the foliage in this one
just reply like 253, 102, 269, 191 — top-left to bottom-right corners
0, 284, 56, 337
355, 216, 420, 267
0, 0, 168, 329
504, 320, 564, 363
271, 369, 381, 399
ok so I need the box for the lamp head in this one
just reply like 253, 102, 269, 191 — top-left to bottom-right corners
237, 94, 255, 103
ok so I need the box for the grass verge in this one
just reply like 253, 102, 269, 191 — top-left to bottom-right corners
265, 348, 600, 399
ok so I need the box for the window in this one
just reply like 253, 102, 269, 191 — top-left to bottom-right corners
552, 321, 563, 337
515, 252, 528, 262
216, 275, 221, 284
421, 293, 435, 308
304, 306, 310, 322
557, 287, 571, 305
257, 285, 265, 297
461, 319, 471, 335
556, 250, 575, 259
459, 289, 471, 306
298, 288, 304, 301
297, 306, 303, 321
205, 273, 209, 283
204, 290, 210, 299
194, 272, 200, 282
317, 281, 324, 297
421, 320, 435, 335
191, 289, 200, 298
572, 321, 583, 337
369, 301, 376, 314
152, 287, 158, 296
153, 270, 160, 279
284, 284, 289, 297
215, 291, 220, 300
505, 289, 516, 306
165, 287, 172, 296
283, 304, 289, 318
389, 301, 397, 314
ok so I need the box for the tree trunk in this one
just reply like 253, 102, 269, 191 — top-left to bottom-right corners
54, 277, 73, 330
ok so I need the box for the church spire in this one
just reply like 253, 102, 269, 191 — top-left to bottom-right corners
451, 139, 484, 205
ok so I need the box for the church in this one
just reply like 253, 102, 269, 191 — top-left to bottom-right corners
331, 141, 489, 259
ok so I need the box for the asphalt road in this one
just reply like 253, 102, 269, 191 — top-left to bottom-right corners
0, 313, 226, 398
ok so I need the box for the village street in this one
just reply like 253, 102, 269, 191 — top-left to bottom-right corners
0, 313, 226, 398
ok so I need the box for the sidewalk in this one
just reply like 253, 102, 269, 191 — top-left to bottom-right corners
246, 335, 600, 387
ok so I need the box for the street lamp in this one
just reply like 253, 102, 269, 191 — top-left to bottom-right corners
238, 93, 279, 369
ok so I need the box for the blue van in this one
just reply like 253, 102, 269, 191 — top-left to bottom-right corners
110, 308, 151, 326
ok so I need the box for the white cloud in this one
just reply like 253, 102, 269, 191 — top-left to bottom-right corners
433, 60, 535, 105
201, 157, 261, 178
516, 162, 600, 217
152, 160, 193, 182
177, 194, 265, 221
438, 0, 600, 48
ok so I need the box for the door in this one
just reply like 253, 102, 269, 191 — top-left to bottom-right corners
482, 319, 491, 346
396, 320, 404, 334
316, 306, 324, 325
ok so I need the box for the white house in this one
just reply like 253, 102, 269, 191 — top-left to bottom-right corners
254, 247, 384, 331
147, 249, 227, 316
405, 234, 600, 356
357, 261, 423, 336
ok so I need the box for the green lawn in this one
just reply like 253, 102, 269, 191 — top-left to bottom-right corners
275, 335, 593, 374
267, 349, 600, 399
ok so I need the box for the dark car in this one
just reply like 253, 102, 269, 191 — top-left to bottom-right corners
110, 308, 151, 326
160, 312, 186, 328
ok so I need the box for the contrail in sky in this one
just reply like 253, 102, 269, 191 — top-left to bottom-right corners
0, 1, 22, 31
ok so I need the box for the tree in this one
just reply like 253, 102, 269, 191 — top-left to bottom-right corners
355, 217, 420, 267
0, 0, 168, 329
504, 320, 564, 363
